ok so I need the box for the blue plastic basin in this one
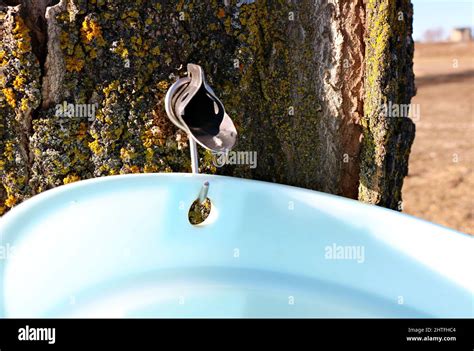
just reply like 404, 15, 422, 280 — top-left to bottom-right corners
0, 173, 472, 317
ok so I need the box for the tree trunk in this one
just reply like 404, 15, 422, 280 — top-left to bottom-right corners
0, 0, 415, 215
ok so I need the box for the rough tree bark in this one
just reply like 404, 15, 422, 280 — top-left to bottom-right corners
0, 0, 415, 215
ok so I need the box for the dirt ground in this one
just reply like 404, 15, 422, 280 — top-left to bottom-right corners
402, 42, 474, 234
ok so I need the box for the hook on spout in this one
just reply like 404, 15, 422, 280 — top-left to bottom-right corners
198, 181, 209, 204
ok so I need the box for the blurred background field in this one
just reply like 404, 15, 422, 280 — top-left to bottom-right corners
402, 0, 473, 234
403, 41, 474, 234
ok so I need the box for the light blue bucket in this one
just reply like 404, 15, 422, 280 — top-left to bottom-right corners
0, 173, 472, 317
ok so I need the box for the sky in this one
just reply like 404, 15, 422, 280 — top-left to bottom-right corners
412, 0, 474, 41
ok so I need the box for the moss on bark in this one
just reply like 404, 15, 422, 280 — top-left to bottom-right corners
0, 6, 42, 212
359, 0, 416, 209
